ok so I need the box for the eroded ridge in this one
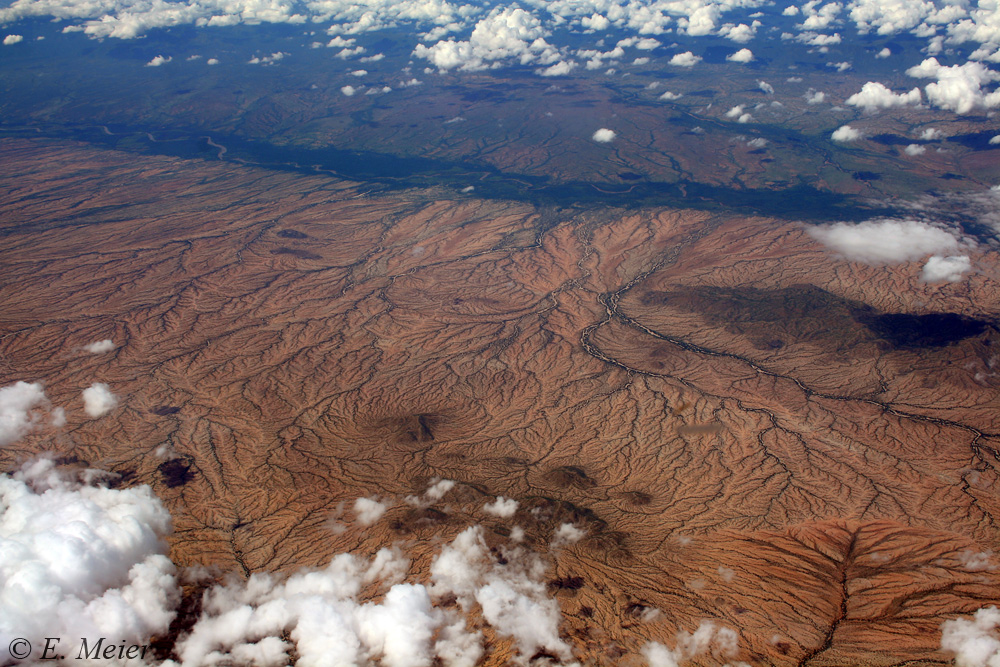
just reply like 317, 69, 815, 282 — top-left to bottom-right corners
1, 138, 998, 665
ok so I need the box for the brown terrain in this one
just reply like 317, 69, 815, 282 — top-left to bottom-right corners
1, 136, 999, 665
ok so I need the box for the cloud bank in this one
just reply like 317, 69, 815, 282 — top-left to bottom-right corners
941, 606, 1000, 667
0, 459, 178, 661
807, 218, 966, 264
0, 454, 583, 667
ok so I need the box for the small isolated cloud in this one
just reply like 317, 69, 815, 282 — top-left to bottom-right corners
636, 38, 661, 50
425, 478, 455, 501
593, 128, 616, 142
82, 382, 117, 418
83, 339, 115, 354
335, 46, 365, 58
807, 218, 965, 264
921, 255, 971, 282
668, 51, 701, 67
3, 34, 23, 45
206, 58, 219, 65
633, 56, 651, 65
831, 125, 863, 142
0, 381, 48, 446
727, 48, 753, 62
405, 478, 456, 507
758, 80, 774, 94
327, 35, 354, 47
483, 496, 519, 518
539, 60, 574, 76
719, 22, 758, 43
990, 135, 1000, 145
353, 497, 387, 525
798, 32, 842, 46
876, 47, 891, 58
248, 51, 286, 65
747, 137, 768, 148
958, 550, 996, 572
341, 85, 357, 96
350, 69, 367, 76
905, 143, 926, 155
551, 522, 585, 546
941, 607, 1000, 666
145, 55, 170, 67
725, 105, 753, 123
805, 89, 826, 104
659, 91, 682, 100
920, 128, 943, 140
846, 81, 922, 112
783, 5, 800, 15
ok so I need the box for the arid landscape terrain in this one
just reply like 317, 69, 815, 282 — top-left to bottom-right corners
1, 136, 999, 665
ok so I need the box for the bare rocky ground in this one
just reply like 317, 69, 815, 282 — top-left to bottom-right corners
1, 137, 998, 666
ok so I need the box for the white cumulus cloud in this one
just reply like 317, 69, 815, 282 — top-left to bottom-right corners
1, 457, 582, 667
807, 218, 966, 264
941, 606, 1000, 667
413, 7, 563, 72
593, 128, 616, 142
83, 339, 116, 354
82, 382, 117, 418
0, 381, 49, 446
845, 81, 922, 112
906, 58, 1000, 114
805, 88, 826, 104
642, 620, 742, 667
354, 497, 387, 525
668, 51, 701, 66
482, 496, 519, 518
0, 458, 178, 659
921, 254, 972, 282
551, 523, 585, 547
726, 47, 753, 62
831, 124, 863, 141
